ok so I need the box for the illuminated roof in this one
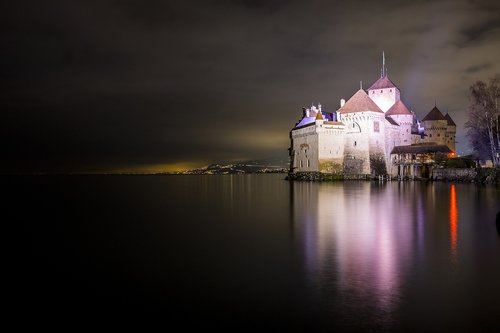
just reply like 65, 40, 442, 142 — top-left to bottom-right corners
293, 111, 335, 129
338, 89, 384, 114
386, 100, 412, 115
294, 116, 316, 128
324, 121, 344, 126
444, 113, 456, 126
391, 144, 451, 154
368, 75, 398, 90
422, 106, 446, 121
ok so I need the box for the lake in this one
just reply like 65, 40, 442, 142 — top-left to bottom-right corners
5, 174, 500, 331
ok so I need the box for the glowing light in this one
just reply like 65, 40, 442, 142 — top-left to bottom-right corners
448, 152, 455, 158
450, 185, 458, 262
113, 162, 208, 173
371, 95, 395, 112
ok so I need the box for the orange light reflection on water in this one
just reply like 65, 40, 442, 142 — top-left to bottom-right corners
450, 184, 458, 261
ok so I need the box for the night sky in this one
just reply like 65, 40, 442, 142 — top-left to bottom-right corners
3, 0, 500, 173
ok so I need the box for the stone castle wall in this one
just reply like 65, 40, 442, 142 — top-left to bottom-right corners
291, 125, 318, 172
318, 126, 345, 173
432, 168, 477, 181
342, 113, 372, 174
421, 119, 447, 146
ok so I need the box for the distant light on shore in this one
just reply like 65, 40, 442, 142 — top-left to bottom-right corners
113, 162, 208, 174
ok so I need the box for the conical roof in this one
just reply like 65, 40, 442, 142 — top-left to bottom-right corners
368, 75, 398, 90
444, 113, 456, 126
315, 111, 324, 120
386, 100, 412, 116
422, 106, 446, 121
339, 89, 384, 114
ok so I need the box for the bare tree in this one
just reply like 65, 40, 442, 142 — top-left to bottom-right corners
465, 74, 500, 166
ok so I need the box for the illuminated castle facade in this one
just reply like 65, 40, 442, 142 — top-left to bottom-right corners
289, 55, 456, 176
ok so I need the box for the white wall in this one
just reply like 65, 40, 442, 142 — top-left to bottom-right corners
368, 87, 400, 112
291, 125, 319, 172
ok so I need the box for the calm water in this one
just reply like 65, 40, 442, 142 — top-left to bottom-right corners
5, 175, 500, 331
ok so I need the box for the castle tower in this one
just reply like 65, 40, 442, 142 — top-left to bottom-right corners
421, 106, 448, 146
385, 100, 414, 145
367, 52, 401, 112
444, 113, 456, 152
338, 89, 387, 175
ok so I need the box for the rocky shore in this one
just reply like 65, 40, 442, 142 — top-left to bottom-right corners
431, 167, 500, 184
286, 168, 500, 184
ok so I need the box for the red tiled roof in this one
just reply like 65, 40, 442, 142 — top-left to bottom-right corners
324, 121, 344, 126
422, 106, 446, 121
338, 89, 384, 114
386, 100, 412, 116
368, 75, 398, 90
444, 113, 456, 126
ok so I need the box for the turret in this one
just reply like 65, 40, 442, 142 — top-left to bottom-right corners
367, 53, 401, 112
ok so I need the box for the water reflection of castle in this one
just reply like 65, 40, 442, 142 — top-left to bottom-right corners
293, 183, 414, 320
289, 54, 456, 177
291, 181, 462, 328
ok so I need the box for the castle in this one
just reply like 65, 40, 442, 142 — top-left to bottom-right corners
289, 55, 456, 177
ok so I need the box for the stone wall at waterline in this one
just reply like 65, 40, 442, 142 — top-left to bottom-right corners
431, 167, 500, 184
432, 168, 477, 181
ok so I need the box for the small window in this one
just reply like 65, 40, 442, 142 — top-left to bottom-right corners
380, 90, 383, 93
374, 121, 380, 133
437, 134, 440, 137
429, 134, 432, 137
300, 160, 303, 168
353, 123, 355, 128
354, 141, 357, 146
307, 160, 310, 167
390, 89, 392, 92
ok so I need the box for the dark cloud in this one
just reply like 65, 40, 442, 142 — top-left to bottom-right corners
2, 0, 500, 172
461, 19, 500, 42
465, 63, 491, 74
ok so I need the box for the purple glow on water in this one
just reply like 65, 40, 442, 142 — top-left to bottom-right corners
8, 175, 500, 330
294, 183, 433, 327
